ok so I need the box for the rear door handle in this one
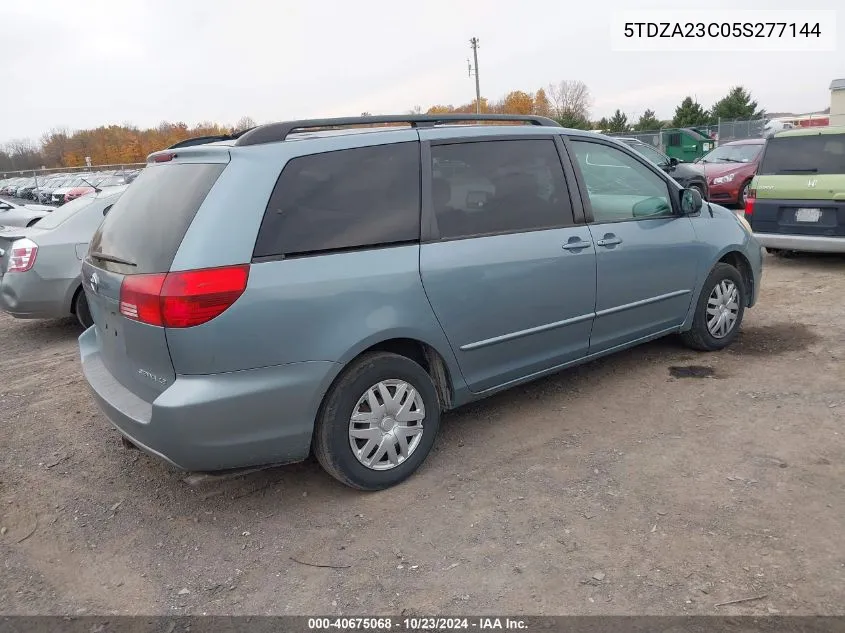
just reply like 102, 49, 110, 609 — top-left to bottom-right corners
596, 235, 622, 247
562, 239, 592, 251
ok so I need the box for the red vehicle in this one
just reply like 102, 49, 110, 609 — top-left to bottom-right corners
64, 175, 126, 203
696, 138, 766, 206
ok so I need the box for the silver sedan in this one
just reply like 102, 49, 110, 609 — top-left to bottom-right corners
0, 197, 56, 228
0, 186, 126, 328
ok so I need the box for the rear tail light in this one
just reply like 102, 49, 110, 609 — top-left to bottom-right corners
744, 187, 756, 218
7, 238, 38, 273
119, 264, 250, 328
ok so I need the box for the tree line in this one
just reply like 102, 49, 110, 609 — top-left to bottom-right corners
2, 85, 764, 171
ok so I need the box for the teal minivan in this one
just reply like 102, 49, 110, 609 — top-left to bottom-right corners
746, 126, 845, 253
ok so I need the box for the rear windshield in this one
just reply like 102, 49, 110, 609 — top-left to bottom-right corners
35, 194, 97, 230
88, 163, 225, 273
759, 134, 845, 175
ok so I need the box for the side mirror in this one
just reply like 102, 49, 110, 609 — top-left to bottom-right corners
680, 188, 703, 215
669, 157, 679, 167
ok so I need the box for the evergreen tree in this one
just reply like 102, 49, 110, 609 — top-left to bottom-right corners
672, 97, 710, 127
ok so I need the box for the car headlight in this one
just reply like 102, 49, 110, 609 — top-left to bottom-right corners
712, 173, 736, 185
734, 210, 752, 233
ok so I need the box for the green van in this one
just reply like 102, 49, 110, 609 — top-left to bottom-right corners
745, 126, 845, 253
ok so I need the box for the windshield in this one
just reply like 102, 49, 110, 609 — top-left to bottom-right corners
628, 142, 669, 166
701, 143, 762, 163
35, 193, 97, 229
758, 134, 845, 175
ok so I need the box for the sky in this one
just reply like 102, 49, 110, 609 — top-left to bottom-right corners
0, 0, 842, 145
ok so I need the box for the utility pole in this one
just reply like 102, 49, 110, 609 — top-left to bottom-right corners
468, 37, 481, 113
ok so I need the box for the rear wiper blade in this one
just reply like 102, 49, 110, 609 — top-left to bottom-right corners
90, 251, 137, 266
779, 168, 818, 173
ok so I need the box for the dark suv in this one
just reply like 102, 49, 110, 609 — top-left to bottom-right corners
77, 114, 761, 490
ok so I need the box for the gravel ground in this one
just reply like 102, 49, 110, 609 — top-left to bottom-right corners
0, 252, 843, 616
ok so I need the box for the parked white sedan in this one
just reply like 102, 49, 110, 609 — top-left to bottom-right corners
0, 197, 56, 228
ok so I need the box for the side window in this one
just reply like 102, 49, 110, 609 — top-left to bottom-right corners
253, 142, 420, 258
430, 139, 574, 240
570, 141, 673, 223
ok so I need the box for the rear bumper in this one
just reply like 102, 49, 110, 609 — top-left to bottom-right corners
0, 270, 76, 319
79, 326, 340, 471
755, 233, 845, 253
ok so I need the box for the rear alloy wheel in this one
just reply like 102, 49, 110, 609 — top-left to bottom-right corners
681, 263, 746, 351
74, 288, 93, 329
313, 352, 440, 490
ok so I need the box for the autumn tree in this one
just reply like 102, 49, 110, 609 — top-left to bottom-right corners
709, 86, 764, 122
427, 105, 456, 114
501, 90, 534, 114
634, 109, 661, 131
606, 110, 630, 133
672, 97, 710, 127
533, 88, 551, 117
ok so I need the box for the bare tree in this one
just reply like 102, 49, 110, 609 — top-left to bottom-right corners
547, 80, 592, 120
234, 116, 256, 132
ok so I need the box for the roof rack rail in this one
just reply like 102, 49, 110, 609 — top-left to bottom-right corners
167, 128, 256, 150
234, 114, 560, 147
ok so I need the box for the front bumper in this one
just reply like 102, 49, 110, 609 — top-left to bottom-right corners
755, 233, 845, 253
0, 270, 75, 319
708, 183, 742, 205
79, 326, 339, 472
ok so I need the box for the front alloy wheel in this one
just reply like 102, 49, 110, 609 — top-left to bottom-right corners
681, 262, 746, 351
706, 280, 740, 339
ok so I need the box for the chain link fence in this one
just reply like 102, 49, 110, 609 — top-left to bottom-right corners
609, 117, 768, 149
1, 162, 146, 180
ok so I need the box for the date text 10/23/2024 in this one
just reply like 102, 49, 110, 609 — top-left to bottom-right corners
307, 617, 528, 631
611, 9, 836, 52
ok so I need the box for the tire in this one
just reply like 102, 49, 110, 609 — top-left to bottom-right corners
681, 263, 746, 352
74, 288, 93, 329
689, 183, 705, 200
313, 351, 441, 490
738, 181, 751, 207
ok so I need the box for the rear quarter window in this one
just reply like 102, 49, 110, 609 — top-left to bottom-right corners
759, 134, 845, 175
253, 142, 421, 258
88, 163, 225, 273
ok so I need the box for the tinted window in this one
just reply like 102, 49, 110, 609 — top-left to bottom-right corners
759, 134, 845, 175
89, 163, 225, 273
253, 142, 420, 258
628, 142, 669, 166
430, 139, 573, 240
571, 141, 673, 222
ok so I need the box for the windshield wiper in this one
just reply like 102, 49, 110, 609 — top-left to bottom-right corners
90, 251, 137, 267
718, 158, 743, 163
779, 168, 818, 173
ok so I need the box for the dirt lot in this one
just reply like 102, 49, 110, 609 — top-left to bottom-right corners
1, 253, 843, 616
